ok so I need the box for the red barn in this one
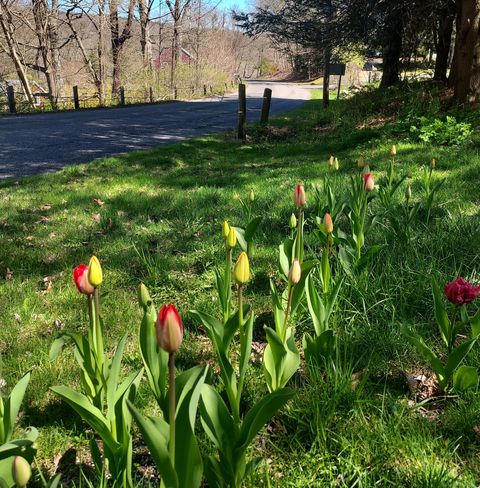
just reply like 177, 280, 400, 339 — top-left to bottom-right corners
153, 48, 195, 69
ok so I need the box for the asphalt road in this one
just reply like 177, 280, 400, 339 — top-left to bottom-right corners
0, 81, 314, 179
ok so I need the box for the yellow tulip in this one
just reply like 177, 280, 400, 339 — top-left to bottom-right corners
222, 221, 230, 239
288, 258, 301, 285
227, 227, 237, 249
234, 252, 250, 285
12, 456, 31, 488
88, 256, 103, 287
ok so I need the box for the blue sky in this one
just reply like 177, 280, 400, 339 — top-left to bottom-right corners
219, 0, 253, 12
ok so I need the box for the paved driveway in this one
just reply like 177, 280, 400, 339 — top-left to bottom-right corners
0, 81, 314, 179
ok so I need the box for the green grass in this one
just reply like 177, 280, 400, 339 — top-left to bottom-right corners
1, 81, 480, 486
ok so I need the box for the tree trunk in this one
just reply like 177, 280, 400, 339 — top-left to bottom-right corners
109, 0, 135, 97
469, 25, 480, 100
32, 0, 61, 107
0, 2, 35, 107
380, 12, 403, 89
322, 48, 331, 108
139, 0, 153, 71
434, 0, 456, 82
451, 0, 480, 101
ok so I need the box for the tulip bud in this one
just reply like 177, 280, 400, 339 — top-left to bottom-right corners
364, 173, 375, 192
323, 213, 333, 234
12, 456, 31, 488
289, 213, 297, 229
73, 264, 94, 295
391, 145, 397, 156
430, 158, 436, 170
138, 283, 152, 308
293, 184, 306, 207
405, 184, 412, 201
222, 220, 230, 239
288, 258, 301, 285
357, 157, 365, 168
227, 227, 237, 249
328, 155, 335, 167
362, 164, 370, 175
249, 189, 255, 202
334, 157, 339, 171
88, 256, 103, 287
156, 304, 183, 353
234, 252, 250, 285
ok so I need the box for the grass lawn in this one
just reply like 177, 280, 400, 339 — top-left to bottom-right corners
1, 82, 480, 486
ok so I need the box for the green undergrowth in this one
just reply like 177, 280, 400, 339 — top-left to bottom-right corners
1, 81, 480, 486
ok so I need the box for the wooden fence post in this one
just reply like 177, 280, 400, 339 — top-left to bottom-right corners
7, 85, 16, 114
149, 87, 154, 103
73, 85, 80, 110
174, 86, 178, 99
119, 86, 125, 105
203, 84, 207, 96
260, 88, 272, 124
237, 83, 246, 140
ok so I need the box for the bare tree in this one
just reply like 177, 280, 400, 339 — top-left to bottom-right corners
0, 0, 35, 106
64, 0, 108, 105
109, 0, 135, 95
31, 0, 62, 106
165, 0, 193, 87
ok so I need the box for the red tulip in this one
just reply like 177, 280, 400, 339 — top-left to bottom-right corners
156, 304, 184, 353
444, 277, 480, 305
364, 173, 375, 192
293, 184, 306, 207
73, 264, 94, 295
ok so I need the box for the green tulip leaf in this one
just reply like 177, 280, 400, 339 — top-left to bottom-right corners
3, 372, 30, 444
236, 388, 294, 456
444, 338, 477, 379
200, 384, 237, 451
432, 278, 451, 348
127, 401, 178, 488
174, 366, 208, 488
453, 365, 478, 391
50, 386, 118, 452
279, 238, 294, 279
402, 326, 446, 388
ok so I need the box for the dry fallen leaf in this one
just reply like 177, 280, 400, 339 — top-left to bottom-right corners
5, 268, 13, 280
93, 198, 105, 207
35, 216, 50, 225
54, 318, 65, 330
25, 236, 34, 241
40, 204, 52, 211
92, 213, 101, 223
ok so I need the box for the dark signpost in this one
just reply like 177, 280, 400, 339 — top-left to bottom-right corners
329, 63, 346, 100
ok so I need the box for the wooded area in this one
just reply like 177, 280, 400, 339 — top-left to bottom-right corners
0, 0, 283, 110
236, 0, 480, 104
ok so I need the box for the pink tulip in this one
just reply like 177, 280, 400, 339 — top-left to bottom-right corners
364, 173, 375, 192
293, 184, 306, 207
73, 264, 95, 295
156, 304, 184, 353
444, 277, 480, 305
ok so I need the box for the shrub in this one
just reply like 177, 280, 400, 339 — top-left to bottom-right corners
409, 116, 472, 145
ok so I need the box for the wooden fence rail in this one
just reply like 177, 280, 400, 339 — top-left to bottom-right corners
0, 81, 238, 115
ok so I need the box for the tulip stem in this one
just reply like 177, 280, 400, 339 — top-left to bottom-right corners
168, 352, 176, 467
283, 285, 294, 341
295, 209, 303, 261
93, 288, 104, 374
235, 285, 244, 423
225, 248, 232, 322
